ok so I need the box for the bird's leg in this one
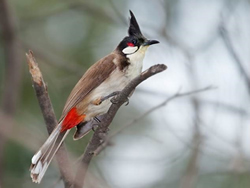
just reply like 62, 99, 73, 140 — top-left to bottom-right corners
110, 92, 129, 106
92, 90, 130, 107
92, 117, 101, 132
92, 91, 121, 105
92, 117, 110, 132
101, 91, 121, 103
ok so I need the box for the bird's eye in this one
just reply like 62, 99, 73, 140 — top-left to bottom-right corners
132, 39, 137, 45
127, 42, 134, 47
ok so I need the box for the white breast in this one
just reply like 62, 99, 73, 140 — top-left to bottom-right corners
85, 52, 145, 121
84, 68, 134, 120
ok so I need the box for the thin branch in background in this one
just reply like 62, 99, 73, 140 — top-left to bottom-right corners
68, 2, 118, 25
94, 86, 214, 155
179, 129, 202, 188
73, 64, 167, 188
180, 53, 202, 188
219, 23, 250, 93
0, 111, 44, 151
0, 0, 21, 115
26, 51, 73, 188
20, 1, 119, 31
137, 89, 248, 116
0, 0, 22, 185
107, 0, 127, 25
179, 100, 201, 188
200, 99, 249, 116
21, 41, 83, 75
50, 176, 62, 188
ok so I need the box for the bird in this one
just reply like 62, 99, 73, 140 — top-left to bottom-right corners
30, 10, 159, 183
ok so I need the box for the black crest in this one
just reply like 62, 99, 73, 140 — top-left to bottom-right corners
128, 10, 143, 37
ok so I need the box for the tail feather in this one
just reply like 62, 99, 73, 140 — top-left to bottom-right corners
30, 123, 70, 183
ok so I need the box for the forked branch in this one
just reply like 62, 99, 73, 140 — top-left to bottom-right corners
73, 64, 167, 188
93, 86, 214, 156
26, 50, 167, 188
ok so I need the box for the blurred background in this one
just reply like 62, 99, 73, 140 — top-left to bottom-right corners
0, 0, 250, 187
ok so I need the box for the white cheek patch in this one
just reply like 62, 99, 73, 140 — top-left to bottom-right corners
122, 46, 138, 54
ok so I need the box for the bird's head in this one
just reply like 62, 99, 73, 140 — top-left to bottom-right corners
117, 10, 159, 58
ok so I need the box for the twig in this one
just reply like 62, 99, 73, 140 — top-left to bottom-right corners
0, 0, 22, 185
73, 64, 167, 188
26, 51, 73, 188
107, 0, 127, 25
0, 111, 43, 151
179, 130, 201, 188
219, 24, 250, 93
21, 41, 83, 75
0, 0, 21, 115
94, 86, 214, 155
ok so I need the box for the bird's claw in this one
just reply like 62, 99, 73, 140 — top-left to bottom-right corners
92, 123, 99, 132
111, 97, 118, 104
96, 91, 121, 105
111, 97, 129, 106
125, 98, 129, 106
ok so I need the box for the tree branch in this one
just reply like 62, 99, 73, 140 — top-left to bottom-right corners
73, 64, 167, 188
0, 0, 22, 185
94, 86, 214, 155
219, 24, 250, 94
26, 51, 73, 188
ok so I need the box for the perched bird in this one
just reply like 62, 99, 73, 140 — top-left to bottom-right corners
30, 10, 159, 183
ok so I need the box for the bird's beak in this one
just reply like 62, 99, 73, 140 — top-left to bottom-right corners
143, 40, 159, 46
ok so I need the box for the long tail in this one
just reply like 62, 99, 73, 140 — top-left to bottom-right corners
30, 122, 70, 183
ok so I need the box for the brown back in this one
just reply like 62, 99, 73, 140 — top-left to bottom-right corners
59, 54, 117, 121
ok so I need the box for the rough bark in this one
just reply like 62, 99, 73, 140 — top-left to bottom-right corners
26, 51, 73, 188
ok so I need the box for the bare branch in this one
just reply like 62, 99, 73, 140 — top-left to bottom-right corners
180, 130, 201, 188
0, 0, 22, 185
73, 64, 167, 188
94, 86, 214, 155
26, 51, 73, 188
107, 0, 127, 25
219, 24, 250, 94
179, 53, 201, 188
21, 41, 83, 75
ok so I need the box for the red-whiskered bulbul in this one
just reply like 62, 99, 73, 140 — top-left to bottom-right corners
30, 10, 159, 183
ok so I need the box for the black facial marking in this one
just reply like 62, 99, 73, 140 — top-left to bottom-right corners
117, 36, 145, 53
116, 10, 146, 55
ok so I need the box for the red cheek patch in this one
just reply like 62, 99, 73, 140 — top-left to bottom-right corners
127, 42, 134, 47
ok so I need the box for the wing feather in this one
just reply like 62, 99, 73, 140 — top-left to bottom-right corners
59, 54, 117, 121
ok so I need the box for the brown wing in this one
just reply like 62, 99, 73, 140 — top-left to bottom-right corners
59, 54, 117, 122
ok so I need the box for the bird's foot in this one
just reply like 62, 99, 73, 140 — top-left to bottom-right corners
91, 117, 101, 132
92, 117, 110, 133
92, 124, 99, 132
92, 91, 121, 106
101, 91, 121, 103
110, 95, 129, 106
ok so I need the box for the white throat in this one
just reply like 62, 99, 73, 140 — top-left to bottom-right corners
125, 46, 148, 79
